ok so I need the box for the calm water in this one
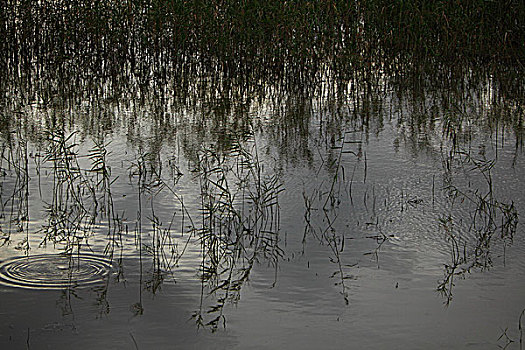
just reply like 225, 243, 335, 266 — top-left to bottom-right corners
0, 69, 524, 350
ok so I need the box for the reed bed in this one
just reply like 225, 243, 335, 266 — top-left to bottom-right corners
1, 0, 524, 95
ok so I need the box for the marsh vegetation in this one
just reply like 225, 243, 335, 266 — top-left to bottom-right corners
0, 1, 524, 348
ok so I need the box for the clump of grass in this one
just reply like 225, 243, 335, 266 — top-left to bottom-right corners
39, 129, 122, 254
124, 124, 284, 330
189, 128, 284, 330
437, 150, 518, 305
0, 126, 30, 251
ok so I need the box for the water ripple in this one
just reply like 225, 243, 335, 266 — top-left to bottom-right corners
0, 254, 113, 290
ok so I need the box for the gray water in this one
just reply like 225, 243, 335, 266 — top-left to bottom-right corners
0, 73, 524, 349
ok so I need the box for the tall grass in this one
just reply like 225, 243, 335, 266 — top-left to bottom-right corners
2, 0, 523, 90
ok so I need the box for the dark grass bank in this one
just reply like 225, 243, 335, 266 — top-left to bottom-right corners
1, 0, 524, 76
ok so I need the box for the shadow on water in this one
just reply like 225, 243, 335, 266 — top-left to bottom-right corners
0, 0, 525, 347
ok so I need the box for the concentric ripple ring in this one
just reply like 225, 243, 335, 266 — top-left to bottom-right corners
0, 254, 113, 290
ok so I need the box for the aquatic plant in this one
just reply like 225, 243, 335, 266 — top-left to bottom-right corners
2, 0, 524, 106
190, 130, 284, 330
438, 150, 519, 304
0, 127, 30, 251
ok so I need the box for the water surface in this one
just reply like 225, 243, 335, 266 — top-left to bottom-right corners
1, 10, 524, 346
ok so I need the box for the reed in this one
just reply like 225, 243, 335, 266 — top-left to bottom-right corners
438, 149, 518, 304
0, 126, 30, 251
189, 129, 283, 330
2, 0, 523, 99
